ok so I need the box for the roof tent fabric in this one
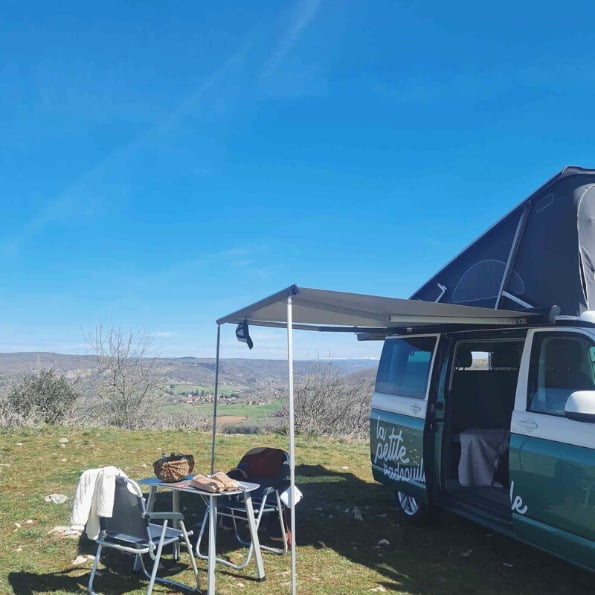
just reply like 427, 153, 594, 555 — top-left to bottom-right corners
412, 166, 595, 316
217, 285, 538, 331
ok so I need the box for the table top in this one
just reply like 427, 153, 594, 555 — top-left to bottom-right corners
138, 475, 260, 496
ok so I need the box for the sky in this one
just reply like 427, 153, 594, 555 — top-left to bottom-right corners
2, 0, 595, 360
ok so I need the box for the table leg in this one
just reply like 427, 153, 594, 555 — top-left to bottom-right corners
243, 491, 265, 580
171, 489, 181, 559
207, 495, 217, 593
145, 486, 157, 513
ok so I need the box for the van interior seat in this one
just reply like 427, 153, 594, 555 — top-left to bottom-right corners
450, 347, 520, 434
451, 371, 511, 431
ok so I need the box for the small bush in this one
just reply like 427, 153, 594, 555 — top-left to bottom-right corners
0, 368, 79, 426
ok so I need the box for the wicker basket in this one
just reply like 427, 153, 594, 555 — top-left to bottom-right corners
153, 453, 195, 482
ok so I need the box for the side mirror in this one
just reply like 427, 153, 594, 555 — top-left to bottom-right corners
564, 391, 595, 423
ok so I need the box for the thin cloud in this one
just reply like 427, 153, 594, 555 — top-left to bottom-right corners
2, 38, 254, 259
2, 194, 95, 257
261, 0, 322, 79
220, 247, 254, 257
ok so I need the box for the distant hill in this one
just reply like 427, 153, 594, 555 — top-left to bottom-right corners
0, 352, 378, 390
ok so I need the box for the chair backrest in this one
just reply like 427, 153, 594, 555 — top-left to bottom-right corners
227, 448, 290, 492
102, 477, 147, 540
237, 447, 288, 480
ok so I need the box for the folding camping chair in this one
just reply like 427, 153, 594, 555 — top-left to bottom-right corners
87, 476, 199, 595
195, 448, 290, 570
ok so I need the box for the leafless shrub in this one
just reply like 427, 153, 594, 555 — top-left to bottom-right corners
86, 325, 164, 429
282, 362, 374, 439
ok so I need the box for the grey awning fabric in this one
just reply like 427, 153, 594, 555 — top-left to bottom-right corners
216, 285, 538, 331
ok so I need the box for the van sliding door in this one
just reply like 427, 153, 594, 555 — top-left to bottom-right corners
370, 335, 438, 506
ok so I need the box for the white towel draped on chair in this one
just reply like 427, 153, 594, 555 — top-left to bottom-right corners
70, 466, 127, 540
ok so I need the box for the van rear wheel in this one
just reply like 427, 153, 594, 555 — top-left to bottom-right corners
395, 491, 432, 524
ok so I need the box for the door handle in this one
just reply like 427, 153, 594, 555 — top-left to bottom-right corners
410, 404, 421, 415
518, 418, 538, 431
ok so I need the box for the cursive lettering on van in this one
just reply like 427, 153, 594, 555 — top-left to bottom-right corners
374, 418, 425, 484
510, 481, 528, 515
382, 460, 426, 484
374, 420, 409, 466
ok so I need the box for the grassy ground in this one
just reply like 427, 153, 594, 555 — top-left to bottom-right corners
0, 427, 592, 594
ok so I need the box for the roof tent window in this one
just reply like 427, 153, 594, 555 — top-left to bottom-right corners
376, 336, 437, 399
451, 260, 526, 304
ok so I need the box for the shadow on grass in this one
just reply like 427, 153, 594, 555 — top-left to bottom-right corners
8, 465, 594, 594
8, 551, 199, 594
292, 463, 594, 595
7, 568, 90, 595
7, 500, 202, 595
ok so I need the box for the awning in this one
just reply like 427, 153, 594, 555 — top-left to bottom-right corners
211, 284, 547, 594
217, 284, 540, 332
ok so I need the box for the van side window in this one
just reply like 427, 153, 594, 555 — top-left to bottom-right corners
528, 333, 595, 416
375, 337, 436, 399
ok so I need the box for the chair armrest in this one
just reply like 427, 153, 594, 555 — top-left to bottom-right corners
145, 511, 185, 522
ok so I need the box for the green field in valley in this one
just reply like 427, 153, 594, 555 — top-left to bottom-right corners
162, 400, 283, 420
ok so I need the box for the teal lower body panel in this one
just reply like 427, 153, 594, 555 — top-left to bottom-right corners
370, 408, 427, 503
510, 433, 595, 571
514, 513, 595, 572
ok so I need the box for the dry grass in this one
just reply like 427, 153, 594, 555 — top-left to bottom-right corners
0, 427, 592, 594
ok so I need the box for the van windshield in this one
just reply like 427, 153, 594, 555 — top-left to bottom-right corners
375, 336, 436, 399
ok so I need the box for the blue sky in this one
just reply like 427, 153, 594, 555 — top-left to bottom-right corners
2, 1, 595, 359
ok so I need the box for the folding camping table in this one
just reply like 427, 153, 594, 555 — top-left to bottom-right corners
139, 477, 265, 593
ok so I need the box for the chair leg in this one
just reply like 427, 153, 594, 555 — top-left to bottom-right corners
87, 543, 102, 595
275, 492, 289, 554
146, 521, 169, 595
233, 491, 287, 555
195, 507, 210, 560
179, 521, 200, 590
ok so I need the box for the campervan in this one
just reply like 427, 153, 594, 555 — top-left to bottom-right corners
370, 167, 595, 571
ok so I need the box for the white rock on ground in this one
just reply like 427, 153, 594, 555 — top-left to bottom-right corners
48, 526, 82, 537
44, 494, 68, 504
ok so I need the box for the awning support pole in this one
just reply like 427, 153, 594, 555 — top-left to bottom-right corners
287, 296, 297, 595
210, 324, 221, 475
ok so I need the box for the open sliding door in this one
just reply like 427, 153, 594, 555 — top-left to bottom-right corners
370, 335, 439, 514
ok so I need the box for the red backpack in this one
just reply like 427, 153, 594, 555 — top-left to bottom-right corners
230, 447, 287, 480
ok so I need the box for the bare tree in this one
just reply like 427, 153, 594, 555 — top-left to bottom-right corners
87, 325, 163, 429
283, 361, 375, 439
